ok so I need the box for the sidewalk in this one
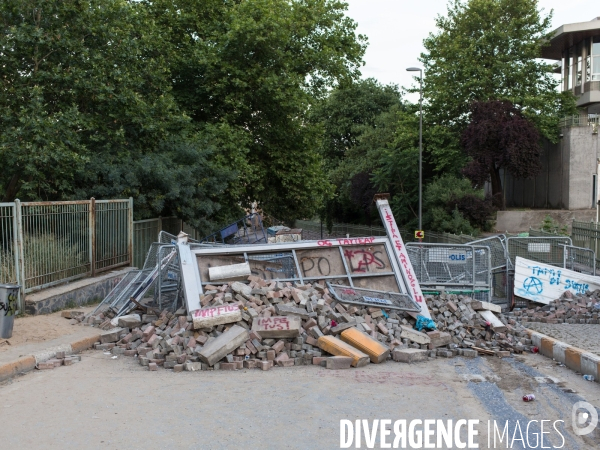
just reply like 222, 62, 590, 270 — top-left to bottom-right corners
0, 307, 101, 383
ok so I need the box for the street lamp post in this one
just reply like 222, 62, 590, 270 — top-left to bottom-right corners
406, 67, 423, 237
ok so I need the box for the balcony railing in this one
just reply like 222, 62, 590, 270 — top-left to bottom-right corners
559, 114, 600, 128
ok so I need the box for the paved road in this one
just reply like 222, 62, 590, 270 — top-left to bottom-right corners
524, 323, 600, 356
1, 351, 599, 449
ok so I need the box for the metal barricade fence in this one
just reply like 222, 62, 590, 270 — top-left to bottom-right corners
406, 243, 492, 302
505, 236, 572, 268
468, 235, 512, 307
562, 244, 596, 275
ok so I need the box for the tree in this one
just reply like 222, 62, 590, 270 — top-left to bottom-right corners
309, 79, 402, 224
420, 0, 576, 159
146, 0, 367, 223
461, 100, 541, 208
0, 0, 189, 203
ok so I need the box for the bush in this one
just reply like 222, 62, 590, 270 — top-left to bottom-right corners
424, 174, 496, 234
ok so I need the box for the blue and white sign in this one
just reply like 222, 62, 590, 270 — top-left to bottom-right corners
514, 256, 600, 304
428, 249, 467, 264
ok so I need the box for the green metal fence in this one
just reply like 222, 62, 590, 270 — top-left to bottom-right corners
571, 221, 600, 268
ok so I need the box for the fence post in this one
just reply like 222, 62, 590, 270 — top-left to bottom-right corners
89, 198, 96, 277
158, 216, 162, 236
128, 197, 134, 266
14, 199, 25, 312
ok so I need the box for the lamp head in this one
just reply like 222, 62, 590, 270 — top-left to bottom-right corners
406, 67, 422, 72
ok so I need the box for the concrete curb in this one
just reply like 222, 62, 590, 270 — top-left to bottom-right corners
0, 333, 100, 384
525, 328, 599, 382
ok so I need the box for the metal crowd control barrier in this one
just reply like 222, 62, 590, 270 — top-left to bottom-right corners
561, 244, 596, 275
406, 243, 492, 302
505, 236, 572, 267
468, 235, 512, 308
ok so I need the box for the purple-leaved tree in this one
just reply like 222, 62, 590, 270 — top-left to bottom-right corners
461, 100, 541, 209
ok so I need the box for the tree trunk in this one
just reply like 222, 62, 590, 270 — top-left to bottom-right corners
2, 174, 21, 202
489, 165, 505, 210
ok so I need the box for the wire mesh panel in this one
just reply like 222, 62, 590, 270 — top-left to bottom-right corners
19, 201, 91, 292
562, 245, 596, 275
0, 203, 18, 285
133, 219, 160, 268
571, 220, 600, 267
506, 237, 572, 268
95, 200, 131, 273
406, 243, 492, 301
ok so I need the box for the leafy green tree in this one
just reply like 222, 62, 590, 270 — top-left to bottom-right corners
419, 0, 576, 174
0, 0, 187, 203
146, 0, 367, 222
309, 79, 402, 224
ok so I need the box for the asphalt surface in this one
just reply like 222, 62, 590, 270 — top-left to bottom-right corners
1, 351, 599, 449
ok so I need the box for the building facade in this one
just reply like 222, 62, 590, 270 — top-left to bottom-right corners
503, 17, 600, 210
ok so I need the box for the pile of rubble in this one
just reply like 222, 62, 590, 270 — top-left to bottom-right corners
69, 277, 533, 371
506, 290, 600, 324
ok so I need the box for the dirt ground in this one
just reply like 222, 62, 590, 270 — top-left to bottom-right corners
0, 306, 96, 352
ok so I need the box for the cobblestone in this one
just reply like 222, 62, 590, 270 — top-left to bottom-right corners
523, 322, 600, 356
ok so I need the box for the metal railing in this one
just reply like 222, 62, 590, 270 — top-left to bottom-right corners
559, 114, 600, 128
0, 203, 19, 286
0, 199, 134, 311
295, 220, 387, 239
16, 199, 133, 294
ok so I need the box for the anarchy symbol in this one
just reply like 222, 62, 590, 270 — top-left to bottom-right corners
523, 277, 543, 294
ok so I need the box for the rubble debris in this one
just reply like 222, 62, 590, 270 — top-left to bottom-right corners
70, 277, 545, 373
506, 290, 600, 324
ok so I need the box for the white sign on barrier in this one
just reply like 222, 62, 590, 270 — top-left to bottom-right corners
514, 256, 600, 304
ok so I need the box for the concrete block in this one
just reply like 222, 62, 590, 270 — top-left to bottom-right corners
173, 364, 184, 373
428, 332, 452, 349
251, 316, 301, 338
192, 305, 242, 329
317, 336, 370, 368
100, 327, 124, 344
275, 304, 310, 319
118, 314, 142, 328
461, 349, 478, 358
198, 325, 249, 366
470, 301, 501, 313
184, 362, 202, 371
258, 360, 271, 371
326, 356, 353, 370
392, 348, 428, 363
148, 363, 158, 371
399, 327, 431, 345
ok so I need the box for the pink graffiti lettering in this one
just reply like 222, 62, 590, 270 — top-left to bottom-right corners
384, 209, 399, 238
257, 317, 291, 330
341, 288, 357, 295
318, 240, 333, 247
193, 305, 239, 318
336, 237, 376, 246
343, 249, 385, 273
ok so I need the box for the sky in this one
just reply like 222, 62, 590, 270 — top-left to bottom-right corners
344, 0, 599, 102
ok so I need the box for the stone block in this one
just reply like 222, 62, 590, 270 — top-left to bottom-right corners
399, 327, 431, 345
392, 348, 428, 363
100, 327, 124, 344
326, 356, 353, 370
275, 304, 310, 319
251, 316, 301, 338
198, 325, 249, 366
118, 314, 142, 329
258, 360, 271, 371
428, 332, 452, 349
148, 362, 158, 371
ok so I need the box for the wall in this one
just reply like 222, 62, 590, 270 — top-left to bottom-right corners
503, 127, 599, 209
